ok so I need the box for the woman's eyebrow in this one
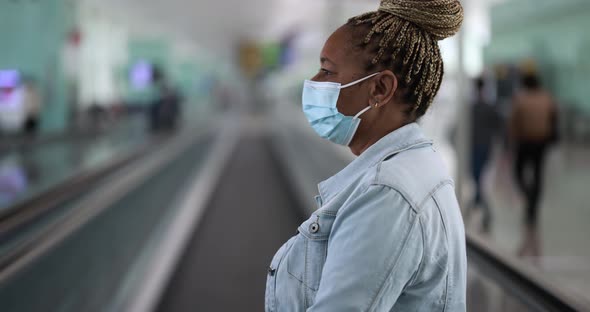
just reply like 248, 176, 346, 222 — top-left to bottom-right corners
320, 57, 335, 65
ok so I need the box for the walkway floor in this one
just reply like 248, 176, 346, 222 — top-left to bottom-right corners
157, 134, 303, 312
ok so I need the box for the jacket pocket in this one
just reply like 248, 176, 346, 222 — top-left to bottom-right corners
266, 236, 295, 312
286, 211, 336, 292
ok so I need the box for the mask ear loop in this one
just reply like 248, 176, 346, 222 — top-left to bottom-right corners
354, 105, 372, 118
339, 72, 381, 89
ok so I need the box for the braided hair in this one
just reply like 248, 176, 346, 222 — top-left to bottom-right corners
347, 0, 463, 119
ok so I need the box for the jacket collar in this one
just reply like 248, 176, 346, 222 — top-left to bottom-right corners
318, 122, 432, 204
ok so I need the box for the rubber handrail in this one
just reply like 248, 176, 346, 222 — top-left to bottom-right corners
0, 137, 161, 242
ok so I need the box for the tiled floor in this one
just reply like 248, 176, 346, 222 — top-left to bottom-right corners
465, 142, 590, 304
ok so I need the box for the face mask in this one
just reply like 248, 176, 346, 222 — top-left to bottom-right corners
302, 72, 380, 146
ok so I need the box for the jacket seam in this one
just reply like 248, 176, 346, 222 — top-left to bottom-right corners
372, 141, 434, 183
377, 140, 434, 165
433, 191, 451, 310
442, 274, 449, 312
407, 215, 427, 288
304, 237, 310, 307
318, 210, 337, 217
334, 182, 373, 218
275, 239, 297, 310
428, 191, 450, 271
384, 140, 433, 160
319, 139, 432, 204
297, 227, 330, 241
417, 180, 454, 209
366, 209, 420, 311
369, 182, 420, 213
287, 268, 304, 285
287, 239, 305, 285
432, 191, 450, 241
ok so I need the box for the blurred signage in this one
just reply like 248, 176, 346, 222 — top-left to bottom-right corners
238, 41, 262, 78
129, 60, 154, 90
0, 70, 25, 132
0, 70, 20, 89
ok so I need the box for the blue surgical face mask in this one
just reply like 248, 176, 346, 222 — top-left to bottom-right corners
302, 72, 380, 146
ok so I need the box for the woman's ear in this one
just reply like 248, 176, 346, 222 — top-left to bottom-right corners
371, 70, 398, 108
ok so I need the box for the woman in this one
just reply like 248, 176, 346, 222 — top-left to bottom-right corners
266, 0, 466, 311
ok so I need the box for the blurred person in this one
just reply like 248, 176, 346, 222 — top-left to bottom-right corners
509, 73, 557, 226
149, 67, 181, 133
469, 77, 500, 232
88, 102, 107, 133
0, 78, 25, 134
22, 77, 42, 138
214, 81, 233, 112
266, 0, 466, 311
517, 224, 541, 262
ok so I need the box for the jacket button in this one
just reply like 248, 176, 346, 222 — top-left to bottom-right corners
309, 222, 320, 233
268, 267, 276, 276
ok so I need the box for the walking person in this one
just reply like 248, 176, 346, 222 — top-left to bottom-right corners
509, 73, 557, 226
22, 77, 41, 138
470, 77, 500, 232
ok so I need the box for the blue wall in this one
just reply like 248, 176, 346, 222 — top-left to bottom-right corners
486, 0, 590, 112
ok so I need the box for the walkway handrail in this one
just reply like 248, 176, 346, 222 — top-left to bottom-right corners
0, 130, 201, 284
0, 138, 157, 243
467, 233, 589, 312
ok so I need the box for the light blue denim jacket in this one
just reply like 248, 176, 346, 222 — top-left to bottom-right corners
265, 123, 467, 312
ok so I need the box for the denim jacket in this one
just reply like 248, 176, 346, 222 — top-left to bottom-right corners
265, 123, 467, 312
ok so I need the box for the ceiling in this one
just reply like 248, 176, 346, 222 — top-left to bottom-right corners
83, 0, 378, 55
82, 0, 509, 69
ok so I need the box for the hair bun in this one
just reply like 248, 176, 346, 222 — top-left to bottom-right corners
378, 0, 464, 40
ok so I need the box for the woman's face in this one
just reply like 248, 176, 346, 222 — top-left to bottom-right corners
310, 26, 371, 118
310, 25, 403, 155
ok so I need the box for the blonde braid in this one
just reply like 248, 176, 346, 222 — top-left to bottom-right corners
348, 0, 463, 117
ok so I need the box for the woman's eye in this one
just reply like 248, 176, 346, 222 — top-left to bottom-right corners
320, 68, 333, 75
